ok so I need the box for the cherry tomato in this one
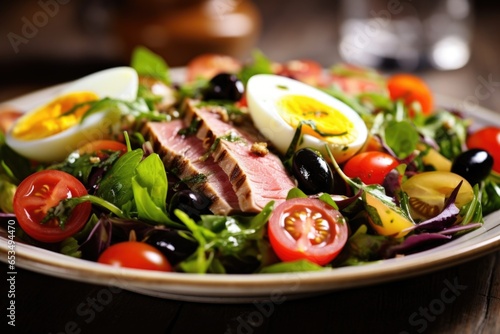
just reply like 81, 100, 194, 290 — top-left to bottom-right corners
0, 109, 23, 134
13, 170, 91, 243
186, 54, 242, 82
98, 241, 172, 272
343, 151, 399, 185
466, 126, 500, 174
77, 140, 127, 158
268, 198, 348, 266
387, 74, 433, 116
277, 59, 325, 86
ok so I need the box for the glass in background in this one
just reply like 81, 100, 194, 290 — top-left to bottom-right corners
338, 0, 473, 71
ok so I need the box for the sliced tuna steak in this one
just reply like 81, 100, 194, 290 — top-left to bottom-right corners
145, 120, 241, 215
184, 100, 296, 212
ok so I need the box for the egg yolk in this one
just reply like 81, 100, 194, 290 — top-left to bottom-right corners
276, 95, 357, 145
11, 92, 98, 140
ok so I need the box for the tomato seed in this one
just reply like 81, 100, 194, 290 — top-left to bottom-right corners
409, 197, 441, 218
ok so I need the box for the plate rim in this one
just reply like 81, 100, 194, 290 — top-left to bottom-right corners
1, 68, 500, 302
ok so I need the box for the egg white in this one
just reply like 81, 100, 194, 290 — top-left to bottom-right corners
6, 67, 138, 163
246, 74, 368, 163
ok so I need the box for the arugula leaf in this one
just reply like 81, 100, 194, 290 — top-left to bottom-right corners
239, 49, 273, 85
286, 187, 308, 199
0, 144, 34, 184
259, 259, 324, 273
131, 153, 174, 225
333, 225, 395, 266
418, 110, 469, 160
131, 46, 170, 84
480, 177, 500, 215
176, 202, 275, 273
97, 148, 143, 209
384, 120, 419, 159
49, 150, 122, 185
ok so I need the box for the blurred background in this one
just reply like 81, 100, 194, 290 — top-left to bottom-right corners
1, 0, 499, 111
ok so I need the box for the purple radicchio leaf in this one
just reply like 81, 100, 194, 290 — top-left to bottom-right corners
384, 233, 452, 258
105, 216, 164, 242
78, 215, 112, 261
325, 188, 364, 210
437, 222, 483, 235
382, 169, 402, 198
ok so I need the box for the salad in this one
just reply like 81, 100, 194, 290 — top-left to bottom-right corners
1, 47, 499, 275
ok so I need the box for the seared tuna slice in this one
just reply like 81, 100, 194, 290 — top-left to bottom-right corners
184, 100, 295, 212
145, 120, 241, 215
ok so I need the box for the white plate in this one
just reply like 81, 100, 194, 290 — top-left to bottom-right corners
1, 69, 500, 303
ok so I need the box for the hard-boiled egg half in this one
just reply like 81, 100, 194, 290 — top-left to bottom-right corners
6, 67, 138, 162
246, 74, 368, 162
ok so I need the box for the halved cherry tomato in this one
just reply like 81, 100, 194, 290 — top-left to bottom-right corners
387, 74, 433, 116
186, 54, 242, 82
98, 241, 172, 272
343, 151, 399, 185
466, 126, 500, 174
77, 140, 127, 158
268, 198, 348, 266
276, 59, 325, 86
13, 170, 91, 243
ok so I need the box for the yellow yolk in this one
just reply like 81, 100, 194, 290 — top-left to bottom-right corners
276, 95, 358, 145
11, 91, 98, 141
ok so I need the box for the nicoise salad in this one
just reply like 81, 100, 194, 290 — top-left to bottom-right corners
1, 47, 499, 274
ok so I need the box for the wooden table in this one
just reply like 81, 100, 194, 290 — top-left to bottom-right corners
2, 254, 499, 334
2, 1, 500, 333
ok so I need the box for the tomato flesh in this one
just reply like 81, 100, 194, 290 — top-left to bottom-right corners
466, 126, 500, 174
0, 109, 23, 134
13, 170, 91, 243
276, 59, 325, 86
268, 198, 348, 266
343, 151, 399, 185
77, 140, 127, 158
387, 74, 433, 116
98, 241, 172, 272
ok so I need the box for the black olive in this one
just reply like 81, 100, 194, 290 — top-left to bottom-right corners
451, 149, 493, 185
292, 148, 334, 194
144, 229, 198, 265
169, 189, 212, 222
202, 73, 244, 101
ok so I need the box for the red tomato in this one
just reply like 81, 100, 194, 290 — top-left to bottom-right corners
186, 54, 242, 82
387, 74, 433, 116
98, 241, 172, 272
277, 59, 325, 86
78, 140, 127, 158
0, 109, 23, 134
343, 151, 399, 185
13, 170, 91, 243
268, 198, 348, 266
328, 64, 388, 96
466, 126, 500, 173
